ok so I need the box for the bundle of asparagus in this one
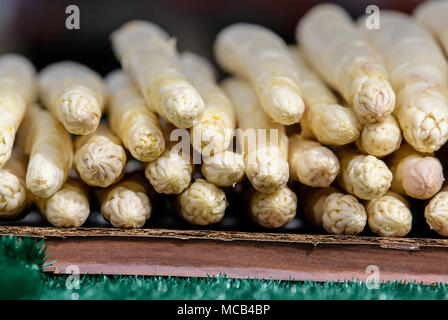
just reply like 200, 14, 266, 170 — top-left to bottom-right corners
2, 8, 448, 239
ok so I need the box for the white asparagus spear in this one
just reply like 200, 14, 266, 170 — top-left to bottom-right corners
288, 46, 360, 145
74, 123, 127, 187
366, 191, 412, 237
36, 178, 89, 228
0, 151, 33, 219
358, 11, 448, 153
177, 179, 228, 226
387, 143, 443, 200
111, 21, 204, 129
145, 121, 193, 194
180, 52, 236, 156
414, 1, 448, 56
336, 146, 392, 200
214, 23, 304, 125
356, 114, 402, 157
250, 186, 297, 228
288, 134, 339, 187
222, 77, 289, 193
201, 151, 245, 187
296, 4, 395, 123
0, 54, 36, 167
39, 61, 106, 135
16, 104, 73, 198
106, 70, 165, 162
100, 173, 152, 228
425, 186, 448, 236
302, 186, 367, 235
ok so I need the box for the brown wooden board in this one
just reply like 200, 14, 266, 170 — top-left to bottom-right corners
1, 226, 448, 284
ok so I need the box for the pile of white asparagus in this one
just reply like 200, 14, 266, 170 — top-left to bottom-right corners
2, 2, 448, 237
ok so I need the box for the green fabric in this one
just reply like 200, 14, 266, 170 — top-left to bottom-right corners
1, 236, 447, 300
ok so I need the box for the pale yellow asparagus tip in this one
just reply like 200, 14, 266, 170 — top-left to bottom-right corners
425, 188, 448, 236
353, 76, 396, 123
201, 151, 245, 187
26, 154, 66, 198
101, 186, 151, 228
191, 117, 233, 157
342, 154, 392, 200
145, 148, 193, 194
401, 156, 444, 200
309, 104, 360, 145
245, 146, 289, 193
366, 192, 412, 237
289, 136, 339, 187
250, 186, 297, 228
178, 179, 228, 226
0, 170, 27, 219
261, 83, 304, 125
402, 94, 448, 153
75, 138, 126, 188
321, 193, 367, 235
128, 126, 165, 161
59, 85, 102, 135
357, 115, 402, 157
37, 181, 89, 227
161, 82, 205, 129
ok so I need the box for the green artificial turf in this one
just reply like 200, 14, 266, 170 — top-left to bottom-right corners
1, 235, 447, 300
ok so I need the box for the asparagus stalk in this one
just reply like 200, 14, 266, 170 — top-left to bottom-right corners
297, 4, 395, 123
180, 52, 236, 156
111, 21, 204, 129
288, 46, 360, 145
17, 104, 73, 198
106, 70, 165, 162
214, 23, 304, 125
222, 77, 289, 193
358, 11, 448, 153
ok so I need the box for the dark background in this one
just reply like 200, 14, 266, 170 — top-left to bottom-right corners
0, 0, 426, 76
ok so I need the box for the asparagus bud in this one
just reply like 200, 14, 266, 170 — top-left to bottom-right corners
201, 151, 245, 187
36, 179, 89, 227
387, 144, 443, 200
178, 179, 228, 226
303, 186, 367, 235
250, 186, 297, 228
39, 61, 106, 135
100, 174, 152, 228
74, 123, 126, 187
356, 115, 402, 157
288, 134, 339, 187
336, 146, 392, 200
366, 191, 412, 237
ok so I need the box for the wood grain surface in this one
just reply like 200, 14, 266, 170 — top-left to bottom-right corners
1, 226, 448, 283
